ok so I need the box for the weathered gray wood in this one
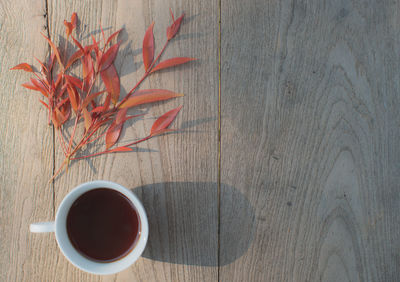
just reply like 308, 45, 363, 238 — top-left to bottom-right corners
0, 0, 58, 281
47, 0, 218, 281
220, 0, 400, 281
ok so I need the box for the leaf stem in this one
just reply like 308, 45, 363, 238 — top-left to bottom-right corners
70, 135, 152, 160
56, 128, 68, 157
48, 159, 66, 183
68, 112, 80, 154
123, 135, 152, 147
70, 149, 112, 160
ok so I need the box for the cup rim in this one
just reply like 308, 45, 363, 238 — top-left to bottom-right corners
54, 180, 149, 275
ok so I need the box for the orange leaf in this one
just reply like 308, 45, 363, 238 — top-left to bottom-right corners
120, 89, 183, 109
10, 63, 33, 72
100, 64, 120, 104
55, 107, 69, 127
105, 121, 123, 149
98, 42, 120, 72
64, 13, 77, 37
21, 81, 39, 91
91, 107, 104, 113
71, 36, 84, 52
34, 57, 48, 73
56, 97, 69, 108
39, 99, 49, 109
41, 33, 63, 69
151, 57, 196, 73
64, 75, 83, 89
142, 22, 155, 71
30, 78, 49, 97
116, 108, 127, 124
51, 110, 61, 128
150, 105, 182, 136
82, 107, 92, 131
67, 84, 79, 112
64, 20, 73, 37
82, 90, 106, 109
71, 12, 77, 28
54, 74, 63, 89
107, 146, 133, 153
103, 93, 112, 112
65, 49, 84, 70
106, 29, 122, 46
82, 53, 94, 91
167, 12, 184, 40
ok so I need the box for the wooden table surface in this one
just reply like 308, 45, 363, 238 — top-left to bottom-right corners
1, 0, 399, 281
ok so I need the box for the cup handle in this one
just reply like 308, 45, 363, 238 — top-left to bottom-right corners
30, 222, 55, 233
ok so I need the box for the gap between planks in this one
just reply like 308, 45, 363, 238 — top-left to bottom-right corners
217, 0, 222, 280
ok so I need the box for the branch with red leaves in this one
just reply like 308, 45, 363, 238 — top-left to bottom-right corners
10, 11, 195, 182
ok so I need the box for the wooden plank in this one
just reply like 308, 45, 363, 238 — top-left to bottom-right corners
220, 0, 400, 281
0, 0, 58, 281
47, 0, 218, 281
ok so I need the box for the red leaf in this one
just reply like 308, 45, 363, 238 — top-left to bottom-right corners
67, 84, 79, 112
56, 97, 69, 108
64, 20, 73, 37
51, 110, 61, 128
21, 81, 39, 91
34, 57, 48, 73
10, 63, 33, 72
167, 12, 184, 40
116, 108, 127, 124
98, 42, 120, 72
65, 49, 84, 70
151, 57, 196, 73
39, 99, 50, 109
91, 106, 104, 113
71, 36, 84, 52
142, 22, 155, 71
54, 73, 63, 89
100, 64, 120, 104
82, 107, 92, 131
105, 121, 123, 149
120, 89, 184, 109
64, 13, 77, 37
82, 53, 94, 91
103, 93, 111, 112
106, 29, 122, 46
41, 33, 63, 69
51, 106, 69, 128
82, 90, 106, 108
107, 146, 133, 153
59, 103, 71, 125
150, 105, 182, 136
30, 78, 49, 97
64, 75, 83, 89
71, 12, 77, 28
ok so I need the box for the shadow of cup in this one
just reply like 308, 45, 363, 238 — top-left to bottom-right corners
131, 182, 255, 266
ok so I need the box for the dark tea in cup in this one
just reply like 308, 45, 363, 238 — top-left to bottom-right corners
66, 188, 140, 262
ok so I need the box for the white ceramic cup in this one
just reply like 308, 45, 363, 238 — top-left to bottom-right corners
30, 180, 149, 275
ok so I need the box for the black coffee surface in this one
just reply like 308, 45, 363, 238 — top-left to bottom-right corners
66, 188, 140, 262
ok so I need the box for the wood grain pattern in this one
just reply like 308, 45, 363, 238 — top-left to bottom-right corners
47, 0, 218, 281
3, 0, 400, 281
220, 0, 400, 281
0, 0, 58, 281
